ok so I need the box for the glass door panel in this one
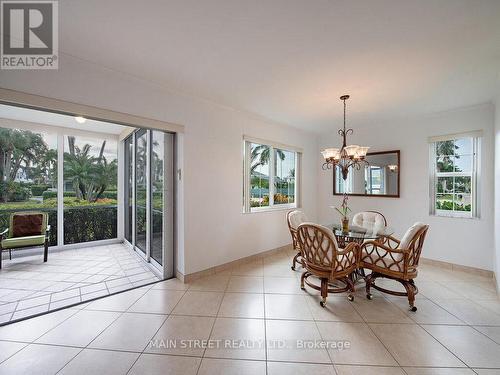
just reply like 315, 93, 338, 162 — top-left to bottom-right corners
151, 130, 164, 265
124, 136, 133, 243
135, 129, 148, 254
63, 135, 118, 244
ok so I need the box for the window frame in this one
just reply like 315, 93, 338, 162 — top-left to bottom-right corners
429, 133, 481, 219
243, 137, 301, 213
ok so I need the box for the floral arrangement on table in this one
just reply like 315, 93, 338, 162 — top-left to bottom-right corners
334, 195, 351, 232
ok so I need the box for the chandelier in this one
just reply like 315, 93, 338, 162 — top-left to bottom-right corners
321, 95, 369, 180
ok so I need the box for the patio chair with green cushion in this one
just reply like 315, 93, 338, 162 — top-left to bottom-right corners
0, 212, 51, 269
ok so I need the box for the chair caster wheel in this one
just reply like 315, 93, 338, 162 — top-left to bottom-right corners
366, 293, 373, 300
410, 306, 417, 312
320, 300, 326, 307
347, 295, 354, 302
291, 266, 295, 271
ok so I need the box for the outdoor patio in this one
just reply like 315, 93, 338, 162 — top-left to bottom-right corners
0, 243, 160, 324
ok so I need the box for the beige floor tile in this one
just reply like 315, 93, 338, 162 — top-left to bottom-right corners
389, 298, 465, 325
473, 369, 500, 374
266, 319, 330, 363
351, 296, 413, 323
127, 289, 185, 314
317, 321, 397, 366
474, 325, 500, 344
423, 324, 500, 368
306, 295, 364, 322
199, 358, 266, 375
265, 294, 313, 320
418, 281, 464, 300
151, 278, 189, 291
36, 309, 120, 347
0, 308, 77, 342
403, 368, 475, 374
58, 348, 139, 375
226, 276, 264, 293
218, 293, 264, 318
263, 263, 297, 278
267, 361, 336, 375
446, 281, 498, 300
205, 317, 266, 360
335, 365, 405, 375
0, 340, 28, 363
172, 291, 224, 316
231, 261, 264, 277
128, 353, 201, 375
188, 274, 230, 292
89, 312, 166, 352
264, 277, 304, 294
0, 343, 80, 375
431, 299, 500, 326
146, 315, 215, 356
84, 287, 147, 312
370, 323, 465, 367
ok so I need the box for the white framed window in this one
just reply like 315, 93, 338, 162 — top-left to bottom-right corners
243, 137, 301, 213
429, 131, 481, 218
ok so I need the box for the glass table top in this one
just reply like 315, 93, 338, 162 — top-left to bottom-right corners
327, 223, 394, 240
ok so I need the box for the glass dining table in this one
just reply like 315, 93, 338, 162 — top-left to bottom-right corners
326, 223, 394, 247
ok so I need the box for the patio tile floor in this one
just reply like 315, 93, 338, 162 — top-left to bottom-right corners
0, 243, 160, 323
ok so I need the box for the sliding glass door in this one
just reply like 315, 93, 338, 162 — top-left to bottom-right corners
135, 129, 148, 254
124, 136, 133, 243
124, 129, 174, 277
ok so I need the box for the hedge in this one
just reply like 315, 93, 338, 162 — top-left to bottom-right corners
42, 190, 117, 200
0, 206, 117, 246
42, 191, 75, 200
64, 205, 117, 244
31, 184, 51, 196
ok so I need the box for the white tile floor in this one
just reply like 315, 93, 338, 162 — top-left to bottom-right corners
0, 246, 499, 374
0, 243, 160, 323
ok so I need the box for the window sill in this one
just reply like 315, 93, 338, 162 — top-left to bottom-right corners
243, 204, 299, 214
430, 212, 478, 220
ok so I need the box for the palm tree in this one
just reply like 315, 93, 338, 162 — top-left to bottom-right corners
250, 145, 285, 173
64, 136, 118, 202
0, 128, 47, 201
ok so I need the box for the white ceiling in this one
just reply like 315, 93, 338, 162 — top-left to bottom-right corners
0, 104, 129, 135
56, 0, 500, 133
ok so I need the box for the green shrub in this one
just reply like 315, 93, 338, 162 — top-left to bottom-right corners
42, 190, 118, 201
100, 191, 117, 200
3, 181, 31, 202
31, 184, 50, 196
42, 191, 76, 200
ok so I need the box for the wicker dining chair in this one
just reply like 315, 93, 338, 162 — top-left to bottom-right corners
352, 211, 387, 229
297, 223, 359, 307
286, 210, 308, 271
360, 222, 429, 311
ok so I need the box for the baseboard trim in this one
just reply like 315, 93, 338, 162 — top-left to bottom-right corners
183, 244, 293, 283
180, 250, 493, 284
420, 257, 493, 278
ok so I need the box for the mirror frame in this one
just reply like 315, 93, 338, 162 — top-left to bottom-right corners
333, 150, 400, 198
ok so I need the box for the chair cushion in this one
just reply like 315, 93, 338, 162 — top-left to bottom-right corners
399, 222, 426, 250
361, 248, 404, 272
288, 210, 308, 230
12, 214, 44, 237
2, 235, 46, 249
352, 212, 385, 230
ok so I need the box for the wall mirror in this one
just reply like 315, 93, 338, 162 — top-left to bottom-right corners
333, 150, 400, 197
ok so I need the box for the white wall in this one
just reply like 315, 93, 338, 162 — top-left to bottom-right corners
0, 55, 318, 275
494, 92, 500, 286
318, 104, 495, 271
